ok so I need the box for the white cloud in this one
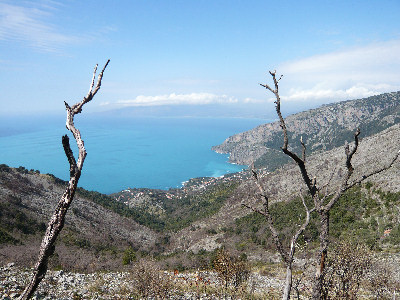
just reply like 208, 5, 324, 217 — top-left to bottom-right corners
0, 1, 76, 52
283, 83, 395, 103
243, 97, 265, 104
277, 40, 400, 103
117, 93, 239, 107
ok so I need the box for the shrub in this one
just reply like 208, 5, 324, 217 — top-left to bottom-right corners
322, 240, 372, 299
0, 164, 10, 172
130, 259, 173, 298
207, 228, 217, 235
388, 225, 400, 244
0, 227, 18, 244
16, 166, 28, 174
365, 181, 373, 190
213, 248, 250, 290
122, 246, 137, 265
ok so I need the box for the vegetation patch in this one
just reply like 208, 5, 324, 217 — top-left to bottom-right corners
162, 182, 239, 232
0, 201, 46, 236
234, 183, 400, 252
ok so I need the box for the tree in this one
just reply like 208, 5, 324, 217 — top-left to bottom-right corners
247, 70, 399, 299
243, 71, 314, 300
19, 60, 110, 299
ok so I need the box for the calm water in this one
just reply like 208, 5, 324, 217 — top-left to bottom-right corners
0, 115, 265, 194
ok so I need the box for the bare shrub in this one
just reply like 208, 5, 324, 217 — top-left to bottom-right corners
367, 259, 398, 299
130, 259, 173, 299
213, 248, 250, 290
322, 240, 372, 299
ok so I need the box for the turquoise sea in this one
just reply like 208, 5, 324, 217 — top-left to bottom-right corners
0, 115, 266, 194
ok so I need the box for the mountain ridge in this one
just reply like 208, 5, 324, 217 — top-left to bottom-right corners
212, 91, 400, 168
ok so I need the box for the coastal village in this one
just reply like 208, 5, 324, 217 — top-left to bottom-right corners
112, 170, 252, 208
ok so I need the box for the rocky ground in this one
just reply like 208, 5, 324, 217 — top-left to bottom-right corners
2, 253, 400, 299
0, 262, 285, 299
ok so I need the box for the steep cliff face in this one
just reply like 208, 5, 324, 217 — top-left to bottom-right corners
212, 91, 400, 168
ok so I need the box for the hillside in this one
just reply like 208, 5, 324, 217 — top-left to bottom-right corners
0, 165, 158, 271
213, 91, 400, 169
2, 93, 400, 274
167, 122, 400, 262
95, 121, 400, 271
111, 172, 246, 233
0, 126, 399, 300
0, 164, 250, 272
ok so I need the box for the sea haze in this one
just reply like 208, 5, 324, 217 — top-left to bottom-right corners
0, 115, 266, 194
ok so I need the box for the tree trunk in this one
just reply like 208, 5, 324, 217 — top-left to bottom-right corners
283, 261, 293, 300
19, 167, 81, 299
312, 210, 329, 300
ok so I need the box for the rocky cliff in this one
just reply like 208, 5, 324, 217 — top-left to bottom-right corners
212, 91, 400, 169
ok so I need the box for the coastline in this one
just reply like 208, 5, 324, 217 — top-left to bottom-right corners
0, 117, 261, 194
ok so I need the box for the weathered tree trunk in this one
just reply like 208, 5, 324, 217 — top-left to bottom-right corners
283, 261, 293, 300
19, 60, 109, 300
19, 147, 81, 299
312, 210, 329, 300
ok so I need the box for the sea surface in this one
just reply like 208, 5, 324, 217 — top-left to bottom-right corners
0, 115, 266, 194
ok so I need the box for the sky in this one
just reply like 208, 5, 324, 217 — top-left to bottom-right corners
1, 0, 400, 118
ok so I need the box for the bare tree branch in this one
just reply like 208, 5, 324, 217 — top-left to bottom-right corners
244, 164, 315, 299
19, 60, 110, 300
292, 193, 314, 249
62, 135, 77, 176
320, 166, 337, 201
244, 167, 290, 265
300, 136, 306, 163
346, 149, 400, 190
323, 128, 360, 210
346, 128, 360, 172
261, 72, 316, 197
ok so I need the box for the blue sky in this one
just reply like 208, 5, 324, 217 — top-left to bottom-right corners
1, 0, 400, 117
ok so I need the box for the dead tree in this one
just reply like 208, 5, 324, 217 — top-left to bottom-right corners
19, 60, 110, 300
259, 70, 399, 299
